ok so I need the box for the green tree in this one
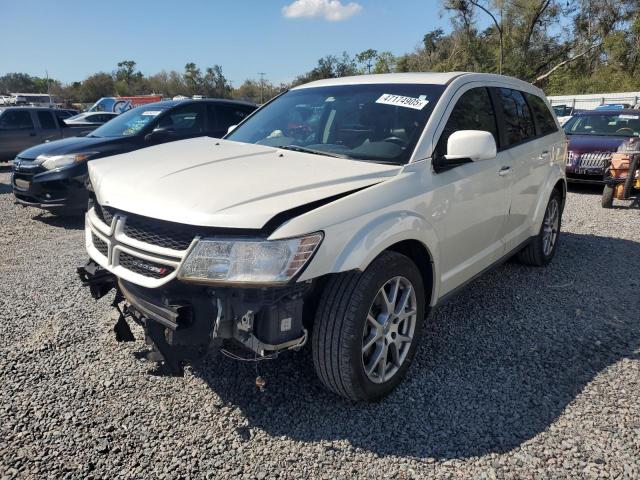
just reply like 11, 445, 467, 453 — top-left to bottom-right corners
184, 62, 203, 95
78, 72, 115, 102
356, 49, 378, 74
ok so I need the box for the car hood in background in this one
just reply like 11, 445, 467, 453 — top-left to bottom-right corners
567, 134, 629, 154
89, 137, 401, 229
17, 135, 130, 160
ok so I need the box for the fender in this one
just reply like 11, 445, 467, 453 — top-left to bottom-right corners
528, 163, 566, 237
331, 211, 441, 305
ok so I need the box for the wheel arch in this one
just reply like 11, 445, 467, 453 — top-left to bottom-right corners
529, 167, 566, 236
385, 239, 435, 308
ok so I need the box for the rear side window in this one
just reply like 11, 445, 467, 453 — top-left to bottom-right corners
495, 88, 535, 146
212, 104, 252, 129
0, 110, 34, 130
37, 111, 57, 129
436, 87, 498, 158
526, 93, 558, 136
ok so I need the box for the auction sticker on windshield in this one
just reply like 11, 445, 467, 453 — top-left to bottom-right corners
141, 111, 162, 116
376, 94, 429, 110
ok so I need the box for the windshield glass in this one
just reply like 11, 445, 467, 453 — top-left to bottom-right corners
226, 83, 445, 164
90, 105, 165, 138
563, 113, 640, 137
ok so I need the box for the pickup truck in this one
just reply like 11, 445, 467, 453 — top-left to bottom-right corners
0, 107, 96, 161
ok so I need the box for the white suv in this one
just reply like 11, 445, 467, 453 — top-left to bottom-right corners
80, 73, 567, 401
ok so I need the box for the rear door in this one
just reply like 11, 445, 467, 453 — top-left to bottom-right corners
0, 110, 37, 159
207, 103, 253, 138
36, 110, 61, 143
429, 86, 511, 295
490, 88, 541, 251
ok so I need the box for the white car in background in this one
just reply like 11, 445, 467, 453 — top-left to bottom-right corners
64, 111, 119, 126
80, 72, 567, 401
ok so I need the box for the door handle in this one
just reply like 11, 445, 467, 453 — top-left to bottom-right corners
539, 150, 550, 161
29, 132, 37, 137
498, 166, 511, 176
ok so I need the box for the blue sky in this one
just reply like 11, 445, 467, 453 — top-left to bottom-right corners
1, 0, 452, 85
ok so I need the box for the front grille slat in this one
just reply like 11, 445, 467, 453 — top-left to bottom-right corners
123, 213, 196, 251
577, 152, 611, 169
118, 252, 174, 279
95, 204, 115, 227
92, 233, 108, 258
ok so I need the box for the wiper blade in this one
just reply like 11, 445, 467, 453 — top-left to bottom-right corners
278, 145, 349, 159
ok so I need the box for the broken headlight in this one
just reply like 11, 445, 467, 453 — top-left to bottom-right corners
177, 233, 323, 285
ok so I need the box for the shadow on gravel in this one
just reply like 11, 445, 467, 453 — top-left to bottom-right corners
567, 183, 602, 195
0, 182, 11, 195
191, 232, 640, 460
32, 211, 84, 230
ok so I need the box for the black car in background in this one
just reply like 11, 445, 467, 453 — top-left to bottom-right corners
12, 99, 256, 215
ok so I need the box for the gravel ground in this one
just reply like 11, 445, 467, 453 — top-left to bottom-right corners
1, 163, 639, 479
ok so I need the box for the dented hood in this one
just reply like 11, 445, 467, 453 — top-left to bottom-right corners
89, 137, 401, 228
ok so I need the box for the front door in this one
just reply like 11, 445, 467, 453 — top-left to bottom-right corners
429, 86, 510, 295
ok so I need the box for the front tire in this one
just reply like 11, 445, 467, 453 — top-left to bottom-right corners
517, 189, 562, 266
312, 251, 425, 401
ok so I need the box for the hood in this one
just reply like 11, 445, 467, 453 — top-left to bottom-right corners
89, 137, 401, 229
567, 134, 628, 154
17, 135, 128, 160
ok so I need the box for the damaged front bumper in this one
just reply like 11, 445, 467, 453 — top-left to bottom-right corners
77, 259, 311, 373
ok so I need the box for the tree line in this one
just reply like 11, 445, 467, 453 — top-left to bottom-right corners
2, 0, 639, 105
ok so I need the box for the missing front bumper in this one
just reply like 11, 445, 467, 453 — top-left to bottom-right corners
77, 259, 310, 373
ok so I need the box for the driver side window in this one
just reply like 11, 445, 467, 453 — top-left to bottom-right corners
435, 88, 498, 160
158, 104, 205, 135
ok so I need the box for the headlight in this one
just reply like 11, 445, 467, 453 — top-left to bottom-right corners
37, 152, 97, 170
178, 233, 323, 285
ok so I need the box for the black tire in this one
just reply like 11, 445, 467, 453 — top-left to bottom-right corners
312, 251, 425, 401
517, 189, 562, 267
602, 184, 614, 208
622, 154, 639, 199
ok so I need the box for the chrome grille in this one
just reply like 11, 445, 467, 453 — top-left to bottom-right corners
118, 252, 174, 279
577, 152, 611, 169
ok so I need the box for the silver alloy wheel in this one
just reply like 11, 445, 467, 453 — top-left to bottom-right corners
542, 197, 560, 256
361, 276, 417, 384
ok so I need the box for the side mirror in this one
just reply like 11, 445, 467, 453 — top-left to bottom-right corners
145, 126, 174, 143
227, 125, 237, 134
445, 130, 497, 162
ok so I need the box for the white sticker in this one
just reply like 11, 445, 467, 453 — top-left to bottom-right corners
141, 110, 162, 116
376, 93, 429, 110
618, 114, 639, 120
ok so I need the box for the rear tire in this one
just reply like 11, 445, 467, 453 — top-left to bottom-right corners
622, 155, 639, 199
312, 251, 425, 401
602, 184, 614, 208
517, 190, 562, 267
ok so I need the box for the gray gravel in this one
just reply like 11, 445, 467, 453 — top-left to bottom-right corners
1, 163, 639, 479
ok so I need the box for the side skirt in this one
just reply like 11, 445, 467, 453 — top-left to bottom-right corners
434, 236, 535, 308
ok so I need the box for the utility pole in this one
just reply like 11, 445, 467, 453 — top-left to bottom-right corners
45, 70, 52, 107
257, 72, 266, 104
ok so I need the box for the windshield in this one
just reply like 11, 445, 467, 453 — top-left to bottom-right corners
225, 83, 445, 164
563, 113, 640, 137
89, 105, 165, 138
